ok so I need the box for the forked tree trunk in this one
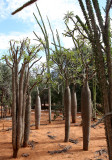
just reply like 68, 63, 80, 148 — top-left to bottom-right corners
81, 80, 91, 151
35, 89, 41, 129
64, 85, 71, 142
71, 84, 77, 123
23, 94, 31, 147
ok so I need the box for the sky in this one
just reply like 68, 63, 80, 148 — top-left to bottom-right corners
0, 0, 107, 60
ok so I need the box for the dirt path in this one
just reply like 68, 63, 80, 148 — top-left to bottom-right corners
0, 110, 108, 160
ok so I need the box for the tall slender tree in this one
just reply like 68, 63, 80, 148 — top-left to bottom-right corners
76, 0, 112, 158
4, 38, 41, 158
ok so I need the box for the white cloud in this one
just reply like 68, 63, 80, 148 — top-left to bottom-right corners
0, 0, 83, 52
0, 0, 82, 22
0, 31, 38, 50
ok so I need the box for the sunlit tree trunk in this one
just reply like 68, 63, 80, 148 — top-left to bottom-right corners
35, 88, 41, 129
71, 83, 77, 123
81, 80, 91, 151
64, 82, 71, 142
23, 94, 31, 147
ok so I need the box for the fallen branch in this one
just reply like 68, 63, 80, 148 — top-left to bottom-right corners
47, 135, 56, 139
48, 146, 71, 154
28, 140, 38, 149
95, 149, 107, 156
91, 111, 112, 128
69, 139, 78, 144
0, 127, 12, 132
21, 153, 29, 157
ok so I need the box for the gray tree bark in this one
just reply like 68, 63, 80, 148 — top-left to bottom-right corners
64, 85, 71, 142
71, 84, 77, 123
35, 89, 41, 129
23, 94, 31, 147
81, 80, 91, 151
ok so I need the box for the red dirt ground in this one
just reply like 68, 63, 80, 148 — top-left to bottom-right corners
0, 110, 108, 160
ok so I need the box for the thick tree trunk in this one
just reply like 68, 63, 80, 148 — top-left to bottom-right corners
22, 69, 29, 145
64, 85, 71, 142
81, 80, 91, 151
71, 84, 77, 123
17, 65, 25, 149
35, 90, 41, 129
23, 94, 31, 147
12, 67, 18, 158
62, 84, 64, 107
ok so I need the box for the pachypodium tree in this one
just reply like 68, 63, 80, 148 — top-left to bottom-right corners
64, 0, 112, 158
12, 0, 52, 123
63, 16, 97, 150
3, 38, 41, 158
33, 5, 52, 123
76, 1, 112, 158
50, 28, 82, 141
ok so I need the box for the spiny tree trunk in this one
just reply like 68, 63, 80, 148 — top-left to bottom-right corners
64, 85, 71, 142
23, 94, 31, 147
71, 83, 77, 123
81, 80, 91, 151
35, 89, 41, 129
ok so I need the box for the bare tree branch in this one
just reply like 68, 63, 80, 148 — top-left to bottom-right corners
11, 0, 38, 15
29, 56, 42, 70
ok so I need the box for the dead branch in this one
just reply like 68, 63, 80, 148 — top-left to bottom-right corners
95, 149, 107, 156
47, 135, 56, 139
48, 145, 71, 154
91, 111, 112, 128
12, 0, 37, 15
69, 139, 78, 144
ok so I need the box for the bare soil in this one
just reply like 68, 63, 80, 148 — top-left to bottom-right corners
0, 110, 108, 160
